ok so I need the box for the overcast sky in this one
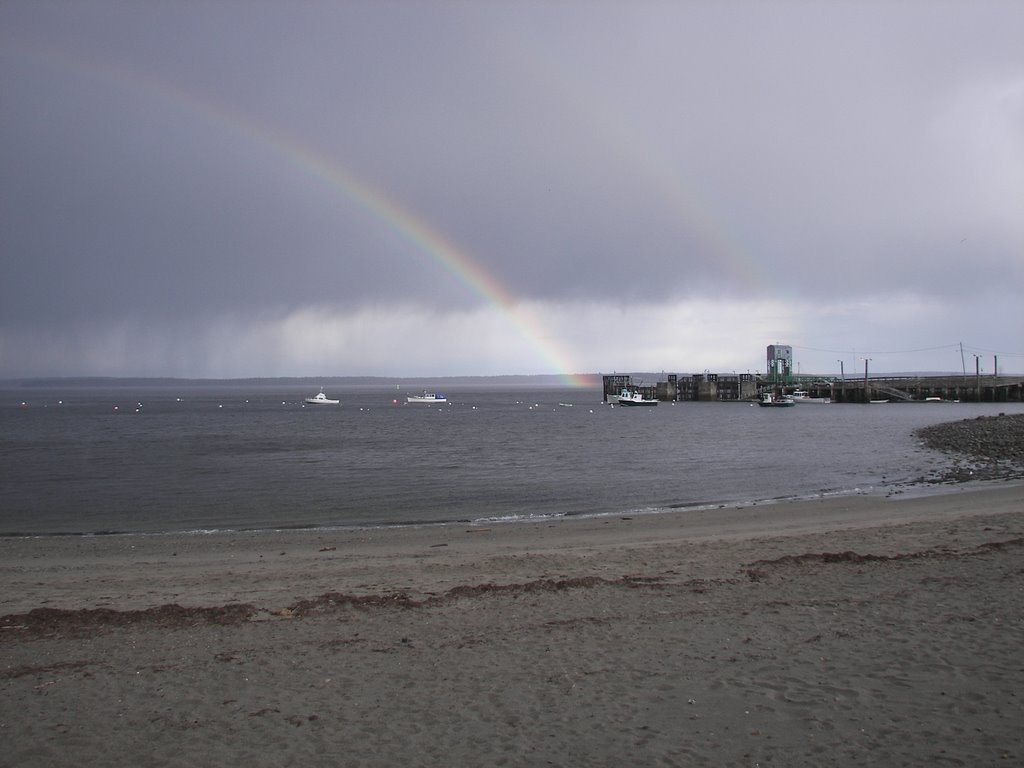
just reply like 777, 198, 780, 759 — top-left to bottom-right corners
2, 1, 1022, 379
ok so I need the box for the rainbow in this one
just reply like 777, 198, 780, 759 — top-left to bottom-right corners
253, 136, 591, 387
25, 46, 591, 387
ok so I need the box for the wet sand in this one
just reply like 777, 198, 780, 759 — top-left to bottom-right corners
2, 483, 1023, 766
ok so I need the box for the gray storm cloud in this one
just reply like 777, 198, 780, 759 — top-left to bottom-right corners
1, 1, 1021, 377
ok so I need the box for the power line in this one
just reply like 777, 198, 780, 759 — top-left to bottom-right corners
791, 343, 962, 356
960, 344, 1024, 358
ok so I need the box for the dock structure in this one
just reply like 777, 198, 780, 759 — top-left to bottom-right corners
603, 373, 758, 403
603, 373, 1024, 403
605, 344, 1022, 403
828, 374, 1024, 403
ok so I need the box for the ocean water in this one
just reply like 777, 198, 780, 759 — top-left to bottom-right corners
2, 383, 1022, 536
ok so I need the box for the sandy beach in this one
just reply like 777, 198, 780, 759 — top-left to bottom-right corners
2, 483, 1023, 766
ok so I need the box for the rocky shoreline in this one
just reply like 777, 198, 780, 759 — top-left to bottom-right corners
916, 413, 1024, 483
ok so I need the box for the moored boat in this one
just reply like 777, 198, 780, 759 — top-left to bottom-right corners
617, 389, 658, 406
759, 392, 796, 407
790, 390, 831, 404
406, 391, 447, 404
304, 388, 340, 405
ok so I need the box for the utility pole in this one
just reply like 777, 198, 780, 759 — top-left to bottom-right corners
863, 358, 871, 403
975, 355, 981, 402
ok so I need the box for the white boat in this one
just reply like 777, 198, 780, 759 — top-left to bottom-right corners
759, 392, 796, 407
617, 389, 658, 406
304, 388, 340, 405
406, 391, 447, 404
790, 390, 831, 404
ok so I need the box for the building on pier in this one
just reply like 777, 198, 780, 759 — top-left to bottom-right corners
766, 344, 793, 383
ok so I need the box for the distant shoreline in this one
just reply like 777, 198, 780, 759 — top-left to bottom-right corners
8, 370, 1019, 389
1, 374, 602, 389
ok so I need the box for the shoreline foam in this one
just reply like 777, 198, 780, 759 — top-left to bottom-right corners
2, 481, 1022, 616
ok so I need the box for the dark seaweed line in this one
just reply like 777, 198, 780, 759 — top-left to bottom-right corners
0, 575, 665, 640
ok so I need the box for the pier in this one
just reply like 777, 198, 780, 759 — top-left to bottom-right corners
603, 373, 1024, 404
826, 373, 1024, 403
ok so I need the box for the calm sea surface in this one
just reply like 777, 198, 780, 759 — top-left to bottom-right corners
3, 384, 1022, 536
